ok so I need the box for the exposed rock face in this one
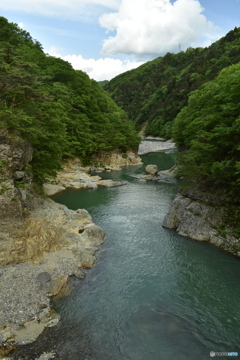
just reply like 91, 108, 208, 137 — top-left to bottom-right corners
138, 140, 176, 155
43, 157, 128, 196
163, 192, 240, 257
141, 164, 178, 182
0, 129, 33, 220
0, 199, 105, 356
35, 353, 55, 360
158, 164, 178, 178
92, 150, 142, 169
0, 131, 105, 356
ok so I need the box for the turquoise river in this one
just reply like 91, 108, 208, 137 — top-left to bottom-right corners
14, 150, 240, 360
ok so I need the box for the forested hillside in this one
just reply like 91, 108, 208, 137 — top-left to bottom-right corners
104, 27, 240, 138
0, 17, 140, 184
172, 62, 240, 199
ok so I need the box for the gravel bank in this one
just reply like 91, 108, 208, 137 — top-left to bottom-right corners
138, 140, 176, 155
0, 200, 105, 359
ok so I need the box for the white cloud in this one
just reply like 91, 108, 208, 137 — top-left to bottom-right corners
18, 22, 24, 29
0, 0, 121, 19
48, 48, 143, 81
99, 0, 219, 57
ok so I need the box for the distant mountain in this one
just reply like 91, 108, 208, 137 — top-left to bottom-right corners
98, 80, 109, 87
104, 27, 240, 138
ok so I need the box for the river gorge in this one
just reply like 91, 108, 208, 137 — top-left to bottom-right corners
12, 148, 240, 360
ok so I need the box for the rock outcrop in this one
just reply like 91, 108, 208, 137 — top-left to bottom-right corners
141, 164, 178, 182
141, 164, 159, 180
146, 164, 159, 176
0, 130, 143, 357
0, 130, 105, 357
43, 158, 128, 196
0, 129, 34, 221
138, 140, 176, 155
0, 199, 105, 357
92, 150, 142, 169
162, 192, 240, 257
158, 164, 178, 178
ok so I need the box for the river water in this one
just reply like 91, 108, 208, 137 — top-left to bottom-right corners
14, 150, 240, 360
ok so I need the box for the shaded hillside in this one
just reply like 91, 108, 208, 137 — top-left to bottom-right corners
104, 27, 240, 137
0, 17, 140, 184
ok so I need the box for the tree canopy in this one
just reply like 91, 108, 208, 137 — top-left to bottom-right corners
104, 27, 240, 138
0, 17, 140, 183
172, 62, 240, 198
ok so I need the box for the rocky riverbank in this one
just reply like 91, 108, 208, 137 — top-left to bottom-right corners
0, 199, 105, 358
0, 130, 129, 358
43, 151, 142, 196
138, 139, 176, 155
137, 139, 240, 258
0, 129, 143, 358
162, 190, 240, 257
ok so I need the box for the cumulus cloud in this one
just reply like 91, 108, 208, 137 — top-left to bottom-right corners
48, 48, 143, 80
0, 0, 121, 19
18, 22, 24, 29
99, 0, 218, 57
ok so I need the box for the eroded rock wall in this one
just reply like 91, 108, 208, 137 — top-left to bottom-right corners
163, 192, 240, 257
0, 129, 33, 220
92, 150, 142, 169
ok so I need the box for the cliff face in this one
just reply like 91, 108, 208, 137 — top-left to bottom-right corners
0, 130, 66, 266
0, 129, 37, 266
0, 129, 33, 220
0, 130, 107, 266
92, 149, 142, 169
162, 191, 240, 257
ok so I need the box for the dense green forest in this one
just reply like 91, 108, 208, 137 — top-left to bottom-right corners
104, 27, 240, 138
0, 17, 140, 184
98, 80, 109, 87
104, 28, 240, 200
173, 62, 240, 199
1, 16, 239, 200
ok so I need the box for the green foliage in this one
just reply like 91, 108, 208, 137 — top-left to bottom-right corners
172, 62, 240, 198
0, 159, 7, 171
0, 183, 7, 195
104, 27, 240, 137
0, 17, 140, 184
98, 80, 109, 87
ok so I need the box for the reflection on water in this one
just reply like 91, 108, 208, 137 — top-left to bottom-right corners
12, 150, 240, 360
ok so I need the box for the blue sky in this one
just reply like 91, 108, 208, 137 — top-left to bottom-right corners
1, 0, 240, 81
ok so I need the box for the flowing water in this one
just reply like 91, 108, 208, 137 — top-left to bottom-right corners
14, 150, 240, 360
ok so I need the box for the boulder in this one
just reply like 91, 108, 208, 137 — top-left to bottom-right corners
145, 164, 159, 176
97, 180, 127, 188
